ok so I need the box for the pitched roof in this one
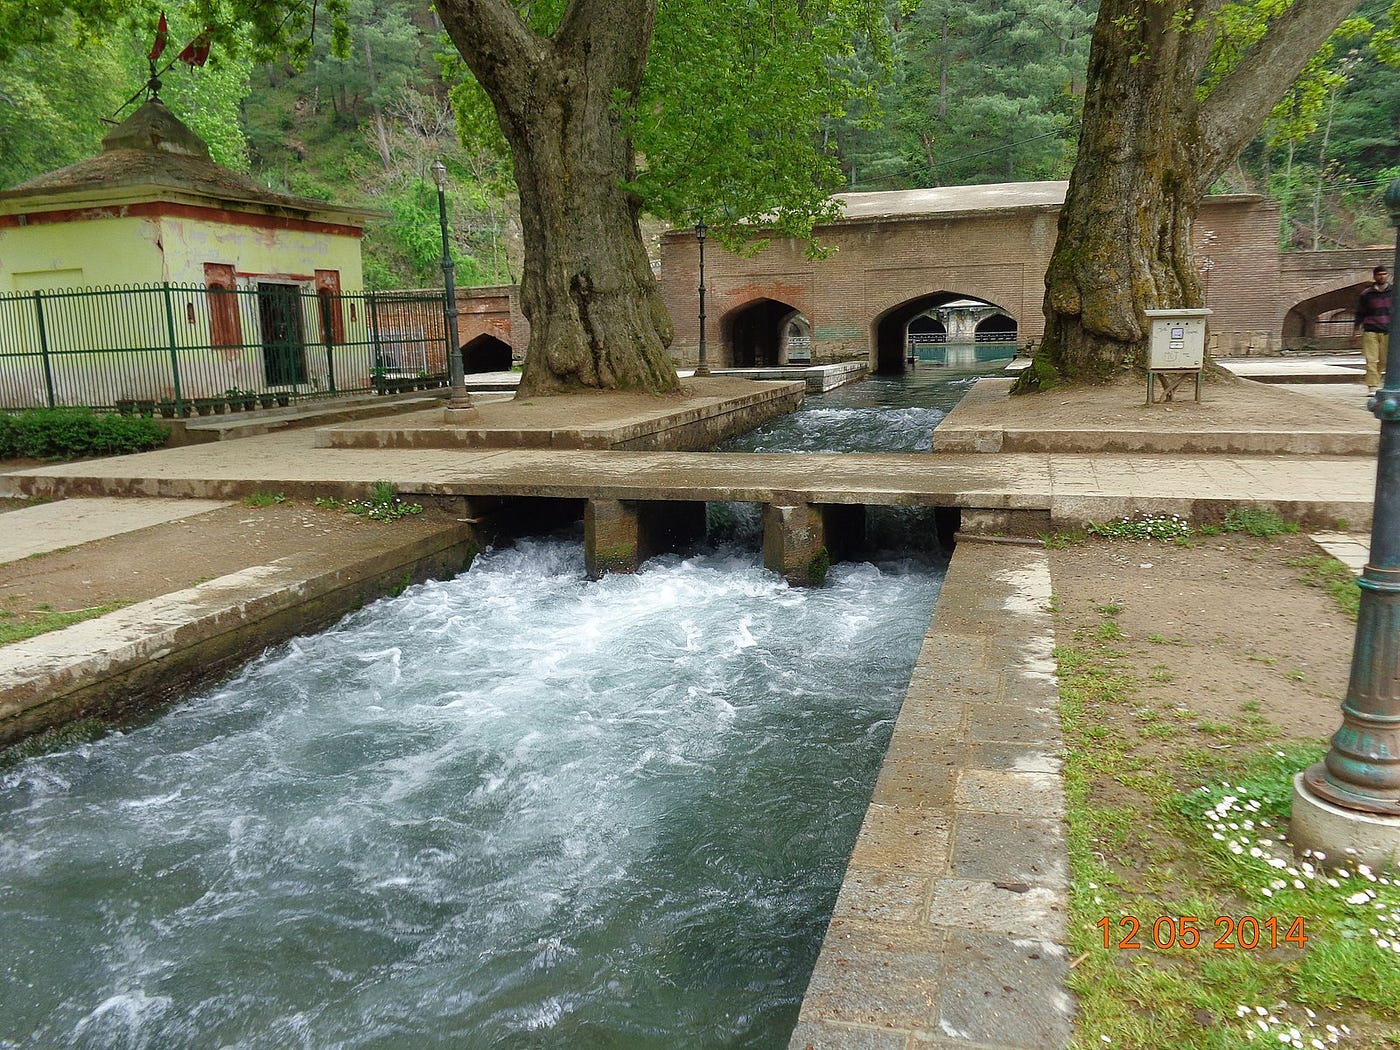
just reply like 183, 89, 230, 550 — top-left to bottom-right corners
0, 98, 376, 224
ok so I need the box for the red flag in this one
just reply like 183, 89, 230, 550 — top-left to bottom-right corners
148, 12, 168, 61
177, 32, 211, 67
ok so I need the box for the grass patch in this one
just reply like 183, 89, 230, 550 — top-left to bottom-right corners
1289, 554, 1362, 622
243, 491, 287, 507
315, 481, 424, 523
1086, 514, 1193, 541
0, 601, 131, 646
1221, 508, 1300, 537
1059, 622, 1399, 1049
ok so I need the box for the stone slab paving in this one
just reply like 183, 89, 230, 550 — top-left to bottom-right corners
1311, 532, 1370, 575
789, 540, 1071, 1049
0, 497, 231, 563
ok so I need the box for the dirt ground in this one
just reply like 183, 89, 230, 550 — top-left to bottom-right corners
1046, 530, 1354, 747
965, 373, 1376, 434
0, 498, 462, 621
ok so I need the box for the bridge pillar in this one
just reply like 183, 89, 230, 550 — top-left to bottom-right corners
585, 498, 706, 579
762, 502, 864, 585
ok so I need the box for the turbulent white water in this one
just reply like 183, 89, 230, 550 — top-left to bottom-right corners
0, 541, 943, 1049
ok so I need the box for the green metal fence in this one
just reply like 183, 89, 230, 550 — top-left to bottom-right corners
0, 283, 449, 413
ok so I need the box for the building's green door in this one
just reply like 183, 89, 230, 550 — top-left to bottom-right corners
257, 283, 307, 386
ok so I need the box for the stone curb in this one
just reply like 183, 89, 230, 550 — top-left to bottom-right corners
0, 520, 478, 747
789, 541, 1072, 1050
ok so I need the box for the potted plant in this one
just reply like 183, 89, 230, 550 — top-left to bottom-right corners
259, 391, 277, 409
224, 389, 243, 413
157, 397, 177, 419
136, 398, 156, 418
115, 399, 136, 417
194, 397, 216, 416
241, 390, 258, 411
276, 391, 291, 407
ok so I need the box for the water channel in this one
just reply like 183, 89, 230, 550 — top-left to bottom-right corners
0, 357, 1008, 1050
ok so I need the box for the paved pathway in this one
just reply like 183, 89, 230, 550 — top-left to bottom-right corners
0, 431, 1377, 530
0, 497, 230, 563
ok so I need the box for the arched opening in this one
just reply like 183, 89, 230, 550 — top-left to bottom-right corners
782, 315, 813, 363
905, 315, 947, 361
461, 333, 513, 373
974, 313, 1017, 341
1283, 282, 1369, 349
872, 292, 1015, 374
723, 298, 799, 368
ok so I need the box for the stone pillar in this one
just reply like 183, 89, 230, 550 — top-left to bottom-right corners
585, 499, 708, 580
586, 499, 641, 579
763, 503, 823, 586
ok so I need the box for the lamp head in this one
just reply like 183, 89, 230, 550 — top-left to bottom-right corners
431, 159, 448, 191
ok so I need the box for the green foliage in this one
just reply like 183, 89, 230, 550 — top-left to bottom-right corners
315, 482, 424, 522
0, 10, 251, 189
0, 409, 169, 460
1221, 508, 1299, 537
243, 491, 287, 507
1085, 514, 1194, 541
622, 0, 890, 248
0, 22, 126, 189
838, 0, 1093, 189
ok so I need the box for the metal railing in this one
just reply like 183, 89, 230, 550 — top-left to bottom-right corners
0, 283, 449, 412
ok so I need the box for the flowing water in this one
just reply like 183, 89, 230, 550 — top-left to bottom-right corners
716, 367, 985, 453
0, 361, 1006, 1049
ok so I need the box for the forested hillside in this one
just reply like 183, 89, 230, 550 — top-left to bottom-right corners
2, 0, 1395, 288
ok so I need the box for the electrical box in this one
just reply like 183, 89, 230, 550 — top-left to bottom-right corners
1145, 308, 1211, 370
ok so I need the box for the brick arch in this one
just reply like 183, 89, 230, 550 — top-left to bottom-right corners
461, 333, 513, 373
975, 312, 1017, 339
720, 297, 804, 367
870, 291, 1016, 374
1282, 280, 1370, 346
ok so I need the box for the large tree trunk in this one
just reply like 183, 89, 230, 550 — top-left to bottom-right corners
1026, 0, 1365, 389
1037, 0, 1208, 382
435, 0, 678, 396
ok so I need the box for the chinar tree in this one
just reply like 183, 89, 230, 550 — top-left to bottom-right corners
435, 0, 889, 396
1018, 0, 1399, 390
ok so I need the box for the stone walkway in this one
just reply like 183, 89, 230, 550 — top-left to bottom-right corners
790, 541, 1072, 1049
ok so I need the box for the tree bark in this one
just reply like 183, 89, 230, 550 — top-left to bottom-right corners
435, 0, 678, 396
1028, 0, 1364, 387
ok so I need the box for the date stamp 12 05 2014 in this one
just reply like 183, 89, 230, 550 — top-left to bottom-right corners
1097, 915, 1308, 951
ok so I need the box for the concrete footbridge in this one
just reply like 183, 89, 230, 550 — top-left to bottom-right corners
0, 429, 1376, 585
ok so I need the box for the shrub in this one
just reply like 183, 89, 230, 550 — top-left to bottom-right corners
0, 408, 170, 460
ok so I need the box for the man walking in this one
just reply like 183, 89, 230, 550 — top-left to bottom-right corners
1353, 265, 1393, 393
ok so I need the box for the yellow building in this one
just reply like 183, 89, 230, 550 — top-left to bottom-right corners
0, 96, 386, 407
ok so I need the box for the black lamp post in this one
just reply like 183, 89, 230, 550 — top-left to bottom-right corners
1294, 177, 1400, 862
695, 220, 711, 377
432, 159, 478, 422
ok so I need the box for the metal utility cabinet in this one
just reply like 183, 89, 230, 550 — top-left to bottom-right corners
1145, 307, 1211, 403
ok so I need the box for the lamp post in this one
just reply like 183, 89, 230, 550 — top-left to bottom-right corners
432, 159, 479, 423
694, 220, 711, 377
1292, 176, 1400, 867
